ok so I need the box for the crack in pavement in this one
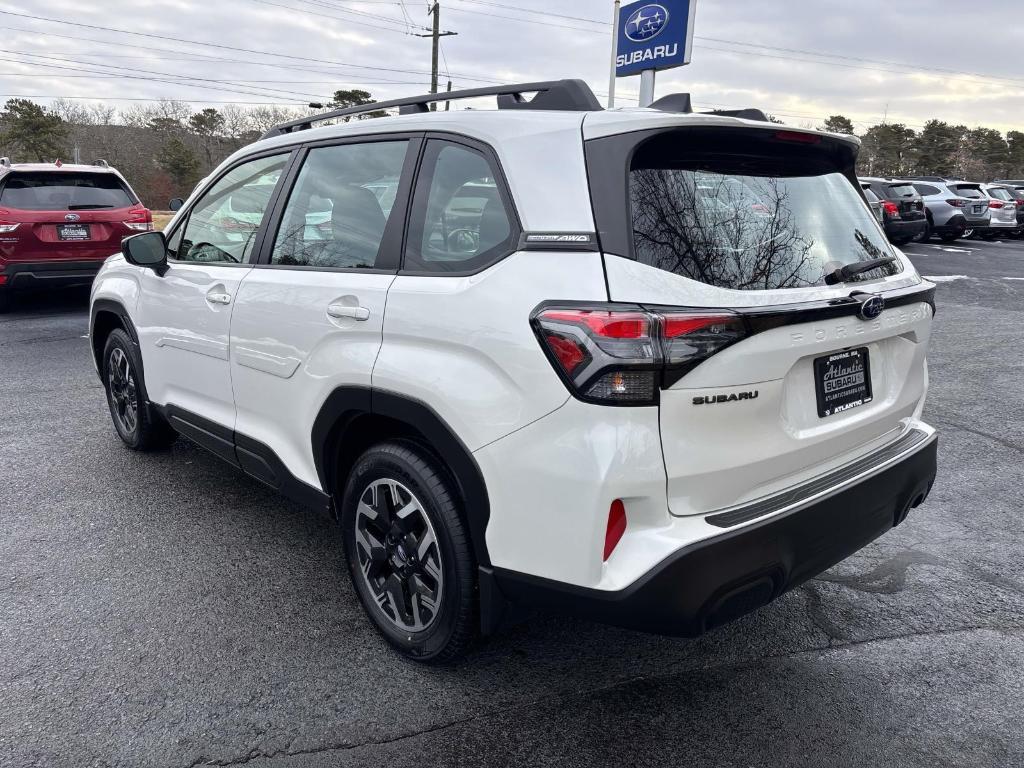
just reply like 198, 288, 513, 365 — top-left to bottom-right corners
933, 419, 1024, 455
177, 624, 1024, 768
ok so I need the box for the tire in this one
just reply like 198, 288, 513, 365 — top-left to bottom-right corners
920, 219, 933, 242
0, 288, 9, 314
341, 440, 477, 663
102, 328, 177, 451
979, 231, 998, 241
939, 234, 961, 243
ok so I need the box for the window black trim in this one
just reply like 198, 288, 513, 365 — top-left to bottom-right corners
253, 132, 424, 273
398, 132, 523, 277
163, 147, 299, 266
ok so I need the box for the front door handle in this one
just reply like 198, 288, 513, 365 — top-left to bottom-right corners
327, 304, 370, 321
206, 291, 232, 306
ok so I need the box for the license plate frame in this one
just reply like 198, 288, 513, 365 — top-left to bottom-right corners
813, 347, 873, 418
57, 223, 91, 241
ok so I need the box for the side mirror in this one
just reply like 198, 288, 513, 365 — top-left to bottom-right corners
168, 197, 185, 211
122, 231, 168, 273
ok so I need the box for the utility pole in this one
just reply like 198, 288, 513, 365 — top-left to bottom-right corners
417, 3, 457, 111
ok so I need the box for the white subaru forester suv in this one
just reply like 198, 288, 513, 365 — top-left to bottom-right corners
89, 80, 938, 663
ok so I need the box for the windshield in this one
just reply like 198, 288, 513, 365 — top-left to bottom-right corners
0, 172, 134, 210
630, 168, 899, 291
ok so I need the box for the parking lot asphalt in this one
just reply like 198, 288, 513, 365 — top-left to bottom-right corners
2, 237, 1023, 768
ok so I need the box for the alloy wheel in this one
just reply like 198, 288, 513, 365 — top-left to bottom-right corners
107, 347, 138, 436
353, 478, 444, 632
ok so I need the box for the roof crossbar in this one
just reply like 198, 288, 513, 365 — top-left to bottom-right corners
261, 79, 603, 139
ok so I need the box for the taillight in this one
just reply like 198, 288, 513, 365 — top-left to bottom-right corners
946, 199, 966, 208
990, 201, 1005, 209
124, 206, 153, 232
532, 306, 747, 405
882, 201, 900, 216
773, 130, 821, 144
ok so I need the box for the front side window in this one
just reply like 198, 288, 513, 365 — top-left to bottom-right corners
629, 132, 901, 290
404, 140, 515, 273
171, 154, 288, 264
270, 140, 408, 269
0, 172, 134, 211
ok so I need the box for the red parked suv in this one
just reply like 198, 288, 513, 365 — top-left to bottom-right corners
0, 158, 152, 311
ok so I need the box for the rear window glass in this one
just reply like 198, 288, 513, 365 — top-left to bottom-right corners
987, 187, 1013, 201
887, 184, 917, 198
951, 185, 984, 199
0, 172, 134, 210
629, 139, 899, 290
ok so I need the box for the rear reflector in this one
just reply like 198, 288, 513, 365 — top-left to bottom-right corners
603, 500, 627, 561
0, 275, 7, 285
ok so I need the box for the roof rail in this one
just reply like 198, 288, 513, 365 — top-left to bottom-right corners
260, 79, 603, 139
94, 158, 109, 168
0, 157, 10, 168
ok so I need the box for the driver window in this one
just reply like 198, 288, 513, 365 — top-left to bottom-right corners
171, 153, 288, 264
404, 140, 514, 273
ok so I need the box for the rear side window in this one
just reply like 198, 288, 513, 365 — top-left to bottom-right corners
951, 185, 984, 199
0, 172, 134, 211
270, 140, 408, 269
403, 140, 515, 273
913, 184, 941, 196
628, 131, 899, 291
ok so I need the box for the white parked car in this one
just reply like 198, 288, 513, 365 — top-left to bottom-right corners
89, 80, 938, 662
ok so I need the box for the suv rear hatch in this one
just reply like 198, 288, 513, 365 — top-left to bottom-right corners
584, 117, 934, 517
884, 181, 925, 221
0, 170, 149, 263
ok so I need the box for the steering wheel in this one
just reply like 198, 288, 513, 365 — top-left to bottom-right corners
189, 242, 239, 263
446, 228, 479, 254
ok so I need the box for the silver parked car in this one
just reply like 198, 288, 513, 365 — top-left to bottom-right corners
980, 183, 1019, 239
907, 178, 992, 241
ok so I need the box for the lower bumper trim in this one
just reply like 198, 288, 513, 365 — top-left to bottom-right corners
493, 435, 937, 637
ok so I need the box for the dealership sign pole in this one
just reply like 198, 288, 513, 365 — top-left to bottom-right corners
614, 0, 698, 107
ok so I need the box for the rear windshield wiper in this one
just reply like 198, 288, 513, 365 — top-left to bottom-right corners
824, 256, 896, 285
67, 204, 114, 210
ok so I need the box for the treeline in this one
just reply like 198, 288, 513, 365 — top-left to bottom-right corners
1, 95, 1022, 208
0, 91, 379, 208
820, 115, 1024, 180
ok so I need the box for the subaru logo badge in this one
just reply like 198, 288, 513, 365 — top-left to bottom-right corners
859, 295, 885, 321
65, 213, 81, 222
624, 3, 669, 43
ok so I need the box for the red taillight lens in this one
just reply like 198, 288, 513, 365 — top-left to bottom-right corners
882, 201, 899, 215
946, 199, 966, 208
124, 206, 154, 231
533, 307, 747, 405
0, 274, 7, 285
603, 499, 627, 561
989, 201, 1005, 209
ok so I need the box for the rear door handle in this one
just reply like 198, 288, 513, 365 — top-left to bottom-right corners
327, 304, 370, 321
206, 292, 232, 306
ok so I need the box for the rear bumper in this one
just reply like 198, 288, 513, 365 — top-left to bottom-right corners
1, 259, 104, 291
884, 219, 927, 240
932, 214, 966, 235
492, 432, 937, 637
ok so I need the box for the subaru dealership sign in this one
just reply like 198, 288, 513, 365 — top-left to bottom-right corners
615, 0, 697, 77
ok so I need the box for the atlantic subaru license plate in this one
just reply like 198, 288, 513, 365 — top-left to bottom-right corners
57, 224, 90, 241
814, 347, 873, 418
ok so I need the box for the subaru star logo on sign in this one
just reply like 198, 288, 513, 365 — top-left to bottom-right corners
625, 4, 669, 42
616, 0, 697, 77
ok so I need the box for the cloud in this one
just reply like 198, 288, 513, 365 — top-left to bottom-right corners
1, 0, 1020, 132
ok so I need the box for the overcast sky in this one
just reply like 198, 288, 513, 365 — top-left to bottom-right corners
2, 0, 1022, 133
